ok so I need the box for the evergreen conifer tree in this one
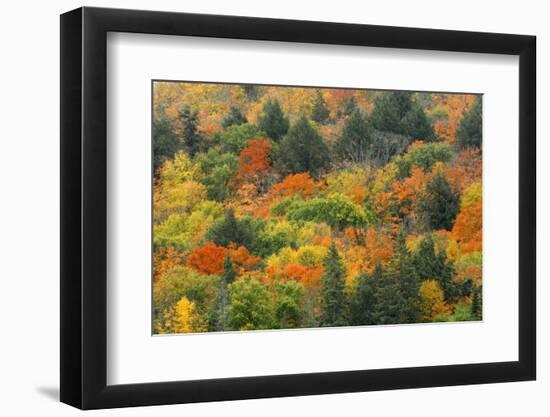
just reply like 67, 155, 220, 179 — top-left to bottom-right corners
320, 243, 348, 327
471, 284, 482, 320
278, 115, 330, 178
222, 105, 248, 128
210, 254, 236, 332
342, 96, 358, 117
412, 234, 457, 302
417, 171, 460, 231
457, 97, 482, 149
153, 114, 180, 173
370, 92, 434, 140
311, 90, 330, 124
258, 99, 289, 140
389, 228, 421, 323
350, 262, 383, 325
178, 105, 202, 157
335, 108, 373, 163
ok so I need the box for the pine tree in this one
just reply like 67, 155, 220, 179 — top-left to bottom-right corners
389, 228, 421, 324
471, 284, 482, 320
320, 243, 348, 327
370, 92, 434, 140
153, 114, 180, 173
258, 99, 289, 140
178, 105, 202, 156
222, 105, 248, 128
417, 171, 460, 231
371, 267, 402, 325
412, 234, 457, 302
342, 96, 358, 117
457, 97, 482, 149
223, 254, 237, 284
210, 254, 237, 331
242, 84, 261, 101
311, 90, 330, 124
335, 108, 373, 163
205, 208, 255, 248
350, 262, 382, 325
278, 115, 330, 178
401, 103, 435, 141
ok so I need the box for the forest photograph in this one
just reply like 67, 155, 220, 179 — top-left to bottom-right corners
152, 81, 483, 334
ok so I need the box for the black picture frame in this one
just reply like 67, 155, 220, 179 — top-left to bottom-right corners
60, 6, 536, 410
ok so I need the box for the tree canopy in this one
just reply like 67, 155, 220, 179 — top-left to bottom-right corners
152, 81, 483, 334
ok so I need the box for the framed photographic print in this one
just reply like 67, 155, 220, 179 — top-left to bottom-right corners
60, 6, 536, 410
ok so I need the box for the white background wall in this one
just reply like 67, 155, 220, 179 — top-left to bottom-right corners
0, 0, 546, 415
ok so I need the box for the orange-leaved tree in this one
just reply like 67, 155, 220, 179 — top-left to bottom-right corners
187, 242, 228, 275
232, 138, 272, 190
269, 172, 318, 198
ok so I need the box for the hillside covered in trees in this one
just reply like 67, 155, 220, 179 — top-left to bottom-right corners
152, 82, 482, 334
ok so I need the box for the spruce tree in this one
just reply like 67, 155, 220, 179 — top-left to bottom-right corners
178, 105, 202, 157
371, 268, 402, 325
401, 103, 435, 141
471, 284, 482, 320
242, 84, 260, 101
258, 99, 289, 140
335, 108, 373, 163
389, 228, 421, 324
153, 114, 180, 173
350, 263, 382, 325
342, 96, 358, 117
278, 115, 330, 178
311, 90, 330, 124
457, 97, 482, 149
210, 255, 235, 332
370, 92, 434, 140
320, 243, 348, 327
205, 208, 254, 248
222, 105, 248, 128
417, 171, 460, 231
412, 234, 457, 302
223, 254, 237, 284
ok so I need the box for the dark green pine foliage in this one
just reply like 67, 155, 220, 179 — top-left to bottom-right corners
278, 115, 330, 178
242, 84, 261, 101
370, 92, 435, 141
350, 262, 383, 325
258, 99, 290, 141
335, 108, 373, 163
273, 280, 305, 329
320, 243, 348, 327
222, 105, 248, 128
342, 96, 358, 117
152, 114, 180, 173
412, 234, 457, 302
371, 267, 403, 325
389, 228, 421, 324
210, 255, 236, 331
205, 208, 255, 249
311, 90, 330, 124
457, 97, 482, 149
222, 254, 237, 284
401, 102, 435, 141
178, 105, 202, 157
471, 284, 482, 320
417, 170, 460, 231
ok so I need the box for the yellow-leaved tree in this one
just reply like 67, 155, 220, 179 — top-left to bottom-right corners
158, 297, 207, 334
419, 279, 452, 321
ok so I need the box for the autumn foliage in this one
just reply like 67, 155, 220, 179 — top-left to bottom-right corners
233, 138, 272, 188
153, 82, 483, 334
186, 242, 227, 275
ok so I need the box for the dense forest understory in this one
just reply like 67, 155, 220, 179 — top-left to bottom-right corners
152, 82, 483, 334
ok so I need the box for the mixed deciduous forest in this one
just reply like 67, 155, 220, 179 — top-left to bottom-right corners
152, 81, 483, 334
